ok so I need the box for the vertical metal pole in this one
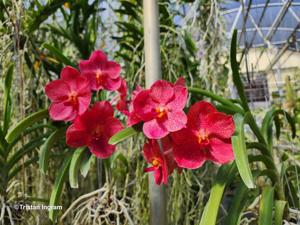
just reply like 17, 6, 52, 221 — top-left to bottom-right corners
143, 1, 167, 225
143, 0, 162, 85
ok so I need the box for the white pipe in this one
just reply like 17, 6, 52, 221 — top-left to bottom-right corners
143, 1, 167, 225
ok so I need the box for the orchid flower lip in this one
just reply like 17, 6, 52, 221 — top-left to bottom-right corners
68, 91, 78, 105
197, 129, 209, 145
95, 69, 103, 84
151, 158, 161, 168
92, 124, 105, 139
155, 105, 169, 119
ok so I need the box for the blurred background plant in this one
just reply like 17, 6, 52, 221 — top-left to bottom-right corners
0, 0, 299, 225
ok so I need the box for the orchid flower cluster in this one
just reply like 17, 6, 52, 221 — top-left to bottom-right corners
45, 50, 235, 185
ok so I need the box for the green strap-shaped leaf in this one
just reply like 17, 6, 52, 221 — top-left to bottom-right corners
69, 147, 86, 188
188, 87, 244, 114
8, 156, 39, 180
42, 43, 76, 67
224, 182, 248, 225
108, 123, 142, 145
3, 64, 14, 134
232, 114, 255, 189
259, 186, 275, 225
262, 108, 296, 147
230, 30, 249, 111
0, 128, 8, 155
246, 142, 270, 156
5, 109, 49, 144
7, 135, 47, 170
7, 124, 55, 152
39, 127, 66, 174
274, 200, 286, 225
27, 0, 68, 33
49, 154, 72, 222
80, 152, 95, 178
199, 163, 236, 225
249, 155, 275, 170
274, 115, 281, 140
244, 112, 267, 146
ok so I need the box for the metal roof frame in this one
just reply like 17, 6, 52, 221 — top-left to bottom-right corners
222, 0, 300, 73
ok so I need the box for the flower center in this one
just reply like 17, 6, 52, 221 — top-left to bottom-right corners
68, 91, 78, 105
93, 125, 104, 139
95, 70, 103, 85
197, 129, 209, 145
155, 106, 168, 119
151, 158, 160, 168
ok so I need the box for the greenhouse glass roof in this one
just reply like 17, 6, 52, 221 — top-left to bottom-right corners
221, 0, 300, 51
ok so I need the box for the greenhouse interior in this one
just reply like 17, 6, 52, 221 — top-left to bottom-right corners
1, 0, 300, 225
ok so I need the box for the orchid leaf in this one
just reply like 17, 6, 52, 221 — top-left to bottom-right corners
42, 43, 76, 67
49, 154, 72, 221
3, 64, 14, 134
259, 186, 274, 225
109, 123, 142, 145
275, 200, 286, 225
224, 182, 248, 225
8, 156, 39, 180
188, 87, 244, 114
200, 163, 236, 225
80, 152, 95, 178
230, 30, 249, 111
262, 108, 296, 147
39, 127, 66, 174
69, 147, 86, 188
232, 114, 255, 189
5, 109, 49, 144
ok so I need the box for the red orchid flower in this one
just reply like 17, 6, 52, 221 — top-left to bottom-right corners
171, 101, 235, 169
116, 79, 128, 113
124, 85, 143, 126
45, 66, 91, 121
133, 79, 188, 139
66, 101, 123, 158
79, 50, 121, 91
143, 137, 178, 185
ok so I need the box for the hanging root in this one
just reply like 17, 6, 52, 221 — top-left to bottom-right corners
61, 183, 134, 225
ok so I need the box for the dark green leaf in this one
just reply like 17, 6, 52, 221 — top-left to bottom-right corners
7, 135, 47, 170
42, 43, 76, 67
224, 182, 248, 225
230, 30, 249, 111
8, 156, 39, 180
3, 64, 14, 134
262, 108, 296, 148
0, 128, 8, 155
5, 109, 49, 144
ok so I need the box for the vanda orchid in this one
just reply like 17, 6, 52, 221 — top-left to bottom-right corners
79, 50, 122, 91
171, 101, 235, 169
132, 79, 188, 139
44, 50, 235, 185
45, 66, 91, 121
66, 101, 123, 158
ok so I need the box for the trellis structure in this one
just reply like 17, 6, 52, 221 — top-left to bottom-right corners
222, 0, 300, 73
